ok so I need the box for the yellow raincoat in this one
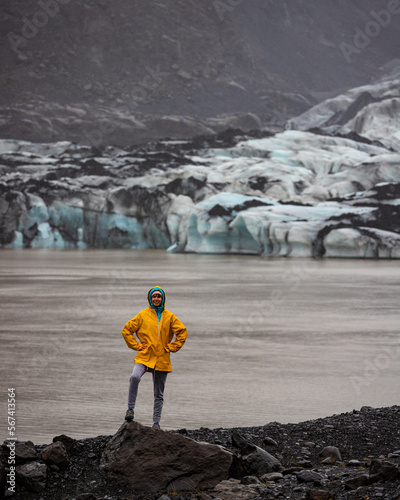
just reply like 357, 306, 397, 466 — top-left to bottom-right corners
122, 287, 187, 372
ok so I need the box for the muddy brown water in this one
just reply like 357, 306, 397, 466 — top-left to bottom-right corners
0, 249, 399, 444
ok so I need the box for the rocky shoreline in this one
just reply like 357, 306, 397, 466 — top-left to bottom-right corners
1, 406, 400, 500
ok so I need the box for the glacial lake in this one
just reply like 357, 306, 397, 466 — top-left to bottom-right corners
0, 249, 399, 445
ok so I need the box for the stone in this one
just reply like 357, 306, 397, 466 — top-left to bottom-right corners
319, 446, 341, 463
76, 494, 97, 500
41, 441, 70, 470
16, 461, 47, 493
263, 437, 278, 447
296, 470, 324, 484
305, 489, 335, 500
0, 460, 6, 497
344, 473, 370, 490
240, 475, 263, 485
53, 434, 77, 453
282, 467, 303, 475
232, 431, 281, 477
14, 441, 37, 464
297, 459, 313, 468
261, 472, 284, 482
177, 69, 192, 80
346, 459, 362, 467
232, 431, 250, 449
0, 440, 37, 465
211, 478, 261, 500
369, 459, 399, 483
100, 421, 234, 495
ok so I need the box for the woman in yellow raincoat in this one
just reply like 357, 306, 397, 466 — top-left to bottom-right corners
122, 286, 188, 429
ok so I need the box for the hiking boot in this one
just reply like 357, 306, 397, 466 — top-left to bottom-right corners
125, 409, 134, 421
152, 423, 161, 430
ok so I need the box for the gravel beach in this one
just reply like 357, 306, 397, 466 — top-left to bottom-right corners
2, 405, 400, 500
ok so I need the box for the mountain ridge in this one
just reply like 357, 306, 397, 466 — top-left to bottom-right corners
1, 0, 400, 145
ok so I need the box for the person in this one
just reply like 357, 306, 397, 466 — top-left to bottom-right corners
121, 286, 188, 429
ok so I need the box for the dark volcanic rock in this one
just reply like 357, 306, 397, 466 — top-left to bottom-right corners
2, 406, 400, 499
100, 420, 234, 495
52, 434, 78, 454
232, 431, 281, 476
41, 441, 70, 471
15, 461, 47, 493
13, 441, 37, 465
369, 459, 399, 483
344, 473, 370, 490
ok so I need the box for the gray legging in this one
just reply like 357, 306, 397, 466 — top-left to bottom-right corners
128, 362, 168, 423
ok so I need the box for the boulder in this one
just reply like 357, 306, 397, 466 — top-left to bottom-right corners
232, 431, 281, 477
318, 446, 341, 463
41, 441, 70, 470
1, 439, 38, 496
53, 434, 78, 453
369, 459, 399, 483
14, 441, 37, 464
0, 440, 37, 465
344, 473, 370, 490
100, 421, 234, 495
16, 461, 47, 493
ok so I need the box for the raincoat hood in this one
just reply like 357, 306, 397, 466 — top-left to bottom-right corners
148, 286, 165, 321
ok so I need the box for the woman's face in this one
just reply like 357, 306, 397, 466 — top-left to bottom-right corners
151, 292, 162, 307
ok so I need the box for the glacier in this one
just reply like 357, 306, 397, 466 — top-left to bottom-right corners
288, 66, 400, 152
1, 73, 400, 257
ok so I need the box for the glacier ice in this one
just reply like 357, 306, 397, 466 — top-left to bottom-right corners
288, 74, 400, 152
1, 101, 400, 257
